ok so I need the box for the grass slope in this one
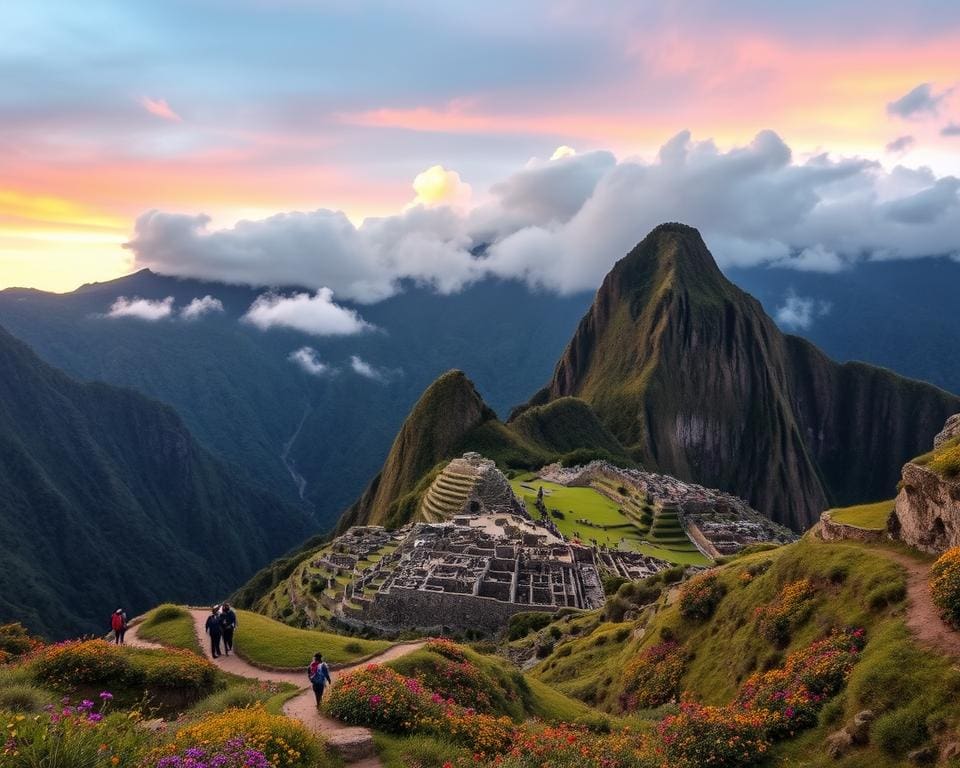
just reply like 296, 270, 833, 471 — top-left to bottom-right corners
135, 604, 202, 653
829, 500, 895, 530
529, 534, 960, 765
232, 610, 389, 668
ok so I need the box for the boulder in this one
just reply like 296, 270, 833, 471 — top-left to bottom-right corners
934, 413, 960, 449
906, 745, 937, 764
825, 728, 854, 759
849, 709, 874, 745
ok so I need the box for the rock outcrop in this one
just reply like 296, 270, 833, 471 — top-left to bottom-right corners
935, 414, 960, 449
892, 415, 960, 553
518, 224, 960, 530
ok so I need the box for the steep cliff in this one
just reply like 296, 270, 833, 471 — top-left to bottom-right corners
337, 373, 632, 531
520, 223, 960, 530
0, 325, 314, 637
892, 418, 960, 553
337, 371, 497, 530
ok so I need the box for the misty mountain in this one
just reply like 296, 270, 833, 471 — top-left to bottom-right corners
1, 253, 958, 533
0, 324, 314, 637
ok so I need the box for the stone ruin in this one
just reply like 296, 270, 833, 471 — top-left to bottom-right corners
539, 460, 795, 554
419, 452, 524, 521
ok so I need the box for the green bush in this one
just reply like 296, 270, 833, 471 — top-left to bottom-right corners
508, 612, 554, 641
0, 683, 51, 712
867, 582, 907, 611
873, 703, 929, 755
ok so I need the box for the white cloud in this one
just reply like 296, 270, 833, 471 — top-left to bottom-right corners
180, 295, 224, 320
350, 354, 393, 382
243, 289, 373, 336
107, 296, 174, 321
289, 347, 334, 376
126, 131, 960, 300
775, 294, 831, 330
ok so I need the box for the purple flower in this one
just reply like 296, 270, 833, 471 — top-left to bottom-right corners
99, 691, 114, 700
88, 713, 103, 723
79, 699, 95, 710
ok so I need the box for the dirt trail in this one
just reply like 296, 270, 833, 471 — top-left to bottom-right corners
878, 549, 960, 659
184, 609, 423, 764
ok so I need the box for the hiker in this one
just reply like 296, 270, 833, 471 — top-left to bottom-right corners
220, 602, 238, 656
205, 605, 223, 658
308, 652, 332, 708
110, 608, 127, 645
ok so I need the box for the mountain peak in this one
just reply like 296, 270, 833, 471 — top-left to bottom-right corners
610, 222, 728, 304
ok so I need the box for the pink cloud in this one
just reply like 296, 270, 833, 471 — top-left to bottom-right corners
140, 97, 182, 122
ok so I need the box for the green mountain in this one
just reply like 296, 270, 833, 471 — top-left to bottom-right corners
519, 223, 960, 530
0, 324, 315, 637
336, 371, 631, 531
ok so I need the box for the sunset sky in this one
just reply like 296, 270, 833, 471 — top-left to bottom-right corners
2, 0, 959, 293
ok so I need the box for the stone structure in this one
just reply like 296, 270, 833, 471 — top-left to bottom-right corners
334, 515, 612, 633
540, 460, 795, 554
419, 452, 523, 521
891, 414, 960, 554
818, 511, 888, 544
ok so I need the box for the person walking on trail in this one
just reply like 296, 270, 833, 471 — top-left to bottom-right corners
110, 608, 127, 645
205, 605, 224, 658
220, 602, 238, 656
308, 652, 332, 708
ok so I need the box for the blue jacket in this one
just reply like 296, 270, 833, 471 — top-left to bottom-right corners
205, 615, 223, 636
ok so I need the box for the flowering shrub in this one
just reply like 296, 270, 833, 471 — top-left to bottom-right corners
152, 738, 272, 768
398, 647, 505, 713
325, 665, 441, 733
32, 640, 134, 689
930, 547, 960, 626
159, 706, 322, 768
138, 648, 217, 691
487, 724, 657, 768
736, 628, 866, 737
327, 663, 514, 754
423, 708, 515, 755
619, 640, 686, 711
755, 579, 817, 646
3, 693, 147, 768
678, 572, 726, 621
657, 700, 773, 768
30, 640, 216, 694
0, 623, 41, 664
424, 638, 468, 663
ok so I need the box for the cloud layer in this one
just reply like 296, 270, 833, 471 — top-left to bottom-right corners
127, 131, 960, 301
181, 295, 224, 320
775, 294, 831, 330
288, 347, 333, 376
243, 289, 373, 335
107, 296, 175, 321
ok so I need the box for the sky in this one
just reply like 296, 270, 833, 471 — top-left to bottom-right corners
1, 0, 959, 294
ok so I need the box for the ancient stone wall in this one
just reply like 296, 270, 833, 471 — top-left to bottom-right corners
818, 511, 888, 545
361, 588, 554, 634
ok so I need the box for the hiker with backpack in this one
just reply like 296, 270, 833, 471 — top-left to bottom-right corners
220, 602, 238, 656
205, 605, 224, 658
308, 652, 332, 707
110, 608, 127, 645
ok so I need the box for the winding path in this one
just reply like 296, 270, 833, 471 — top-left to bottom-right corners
127, 611, 424, 767
878, 549, 960, 659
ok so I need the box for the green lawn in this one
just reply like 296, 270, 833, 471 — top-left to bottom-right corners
136, 604, 202, 653
511, 478, 708, 566
829, 499, 895, 530
233, 609, 389, 668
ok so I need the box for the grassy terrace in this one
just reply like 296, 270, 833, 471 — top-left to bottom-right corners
234, 610, 389, 668
135, 604, 203, 653
511, 476, 708, 566
829, 499, 895, 530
